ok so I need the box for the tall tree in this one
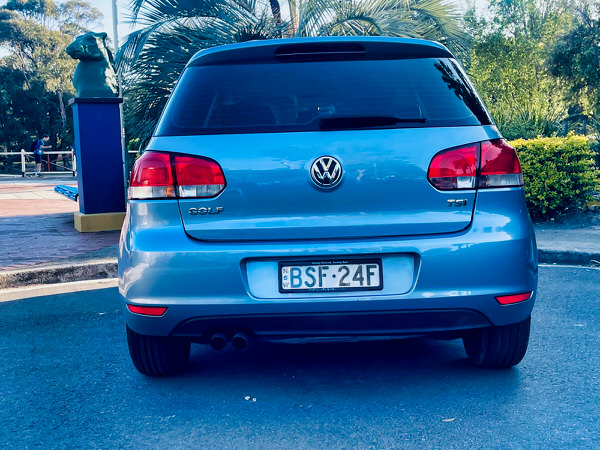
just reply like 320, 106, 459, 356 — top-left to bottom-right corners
117, 0, 471, 143
0, 0, 101, 154
547, 5, 600, 120
465, 0, 580, 139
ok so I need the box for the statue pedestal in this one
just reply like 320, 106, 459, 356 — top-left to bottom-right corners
70, 97, 126, 232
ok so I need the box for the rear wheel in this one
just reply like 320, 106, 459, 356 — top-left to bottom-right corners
126, 326, 191, 376
463, 316, 531, 368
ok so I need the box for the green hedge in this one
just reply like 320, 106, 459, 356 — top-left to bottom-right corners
510, 135, 600, 219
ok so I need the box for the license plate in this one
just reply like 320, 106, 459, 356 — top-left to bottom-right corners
279, 259, 383, 293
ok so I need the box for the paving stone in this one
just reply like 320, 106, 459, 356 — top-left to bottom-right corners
0, 176, 119, 271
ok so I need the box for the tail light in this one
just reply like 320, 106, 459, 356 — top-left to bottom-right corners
129, 151, 225, 199
173, 155, 226, 198
428, 139, 523, 191
427, 144, 478, 190
479, 139, 523, 188
128, 152, 175, 199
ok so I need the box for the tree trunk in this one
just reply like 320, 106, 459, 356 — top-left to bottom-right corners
57, 89, 67, 131
15, 46, 31, 90
289, 0, 299, 36
269, 0, 282, 23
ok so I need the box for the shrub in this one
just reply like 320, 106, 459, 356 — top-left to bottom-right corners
495, 109, 561, 141
510, 134, 600, 220
590, 136, 600, 168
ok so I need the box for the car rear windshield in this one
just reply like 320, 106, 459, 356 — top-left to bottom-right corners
155, 58, 492, 136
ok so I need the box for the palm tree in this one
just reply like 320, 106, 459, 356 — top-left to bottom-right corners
118, 0, 469, 142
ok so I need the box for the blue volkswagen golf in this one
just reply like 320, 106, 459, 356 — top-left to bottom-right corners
119, 37, 538, 376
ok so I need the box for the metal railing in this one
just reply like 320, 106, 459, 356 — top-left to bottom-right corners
0, 149, 140, 178
0, 149, 76, 177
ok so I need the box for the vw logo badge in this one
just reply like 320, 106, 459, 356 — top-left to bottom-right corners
310, 156, 343, 189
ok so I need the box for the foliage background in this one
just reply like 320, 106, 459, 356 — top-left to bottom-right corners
0, 0, 101, 158
512, 135, 600, 218
464, 0, 592, 140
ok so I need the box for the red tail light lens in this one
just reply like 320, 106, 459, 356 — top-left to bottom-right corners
428, 140, 523, 191
427, 144, 478, 190
128, 151, 226, 199
173, 155, 226, 198
129, 152, 176, 199
479, 139, 523, 188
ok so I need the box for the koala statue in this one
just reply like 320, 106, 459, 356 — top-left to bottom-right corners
66, 32, 119, 98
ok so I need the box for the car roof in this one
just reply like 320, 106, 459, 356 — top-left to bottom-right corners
187, 36, 454, 67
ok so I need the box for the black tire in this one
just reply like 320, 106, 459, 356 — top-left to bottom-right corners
126, 326, 191, 376
463, 316, 531, 368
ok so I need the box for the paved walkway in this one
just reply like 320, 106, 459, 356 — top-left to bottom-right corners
0, 175, 119, 271
0, 179, 78, 217
0, 173, 598, 288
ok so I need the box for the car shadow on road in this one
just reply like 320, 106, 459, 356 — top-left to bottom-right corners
141, 338, 525, 398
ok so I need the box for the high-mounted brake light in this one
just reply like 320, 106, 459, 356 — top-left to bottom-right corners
128, 151, 226, 200
427, 139, 523, 191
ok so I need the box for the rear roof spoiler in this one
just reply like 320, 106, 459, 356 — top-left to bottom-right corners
188, 37, 454, 66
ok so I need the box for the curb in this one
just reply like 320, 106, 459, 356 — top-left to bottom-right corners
1, 250, 599, 291
0, 259, 117, 289
538, 250, 600, 267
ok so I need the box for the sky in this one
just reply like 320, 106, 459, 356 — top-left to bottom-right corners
86, 0, 138, 51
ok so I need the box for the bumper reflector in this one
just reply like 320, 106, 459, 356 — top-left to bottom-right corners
127, 305, 168, 316
495, 292, 533, 305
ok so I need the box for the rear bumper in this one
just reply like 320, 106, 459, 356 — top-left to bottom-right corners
119, 189, 538, 337
172, 309, 492, 342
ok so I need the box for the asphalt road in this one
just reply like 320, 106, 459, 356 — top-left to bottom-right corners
1, 265, 599, 448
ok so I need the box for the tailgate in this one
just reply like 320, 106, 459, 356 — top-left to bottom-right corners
150, 127, 495, 241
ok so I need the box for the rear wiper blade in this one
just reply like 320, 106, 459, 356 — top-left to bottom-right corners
318, 115, 426, 131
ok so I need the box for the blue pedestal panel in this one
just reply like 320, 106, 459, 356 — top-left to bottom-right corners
71, 97, 126, 215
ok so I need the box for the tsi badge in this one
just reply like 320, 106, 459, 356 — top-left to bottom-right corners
447, 199, 468, 207
188, 207, 224, 215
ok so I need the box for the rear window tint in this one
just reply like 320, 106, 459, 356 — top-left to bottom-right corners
156, 58, 492, 136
